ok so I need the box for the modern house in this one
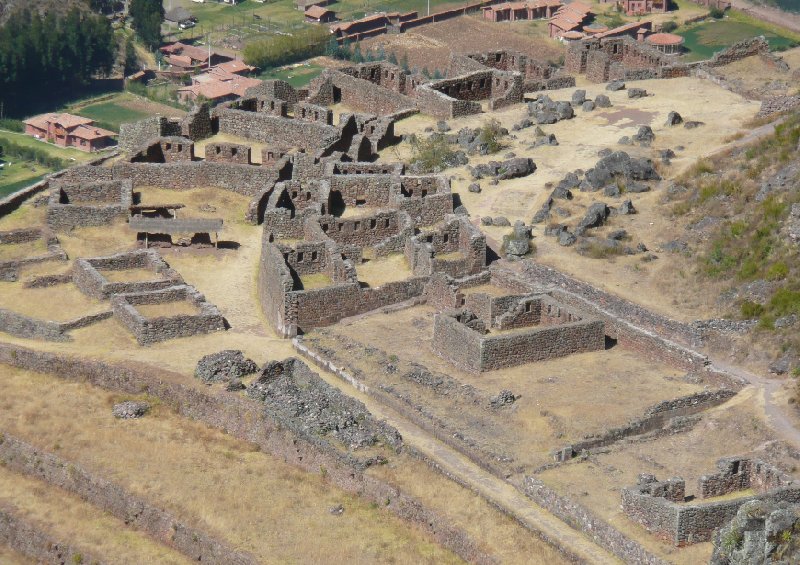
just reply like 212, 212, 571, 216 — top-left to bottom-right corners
23, 113, 116, 152
305, 5, 337, 23
177, 69, 262, 105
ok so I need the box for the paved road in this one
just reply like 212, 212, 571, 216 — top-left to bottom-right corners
297, 346, 623, 565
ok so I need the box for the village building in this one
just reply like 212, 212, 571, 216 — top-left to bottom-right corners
305, 5, 337, 23
23, 113, 116, 152
164, 6, 195, 26
481, 0, 563, 23
159, 42, 232, 74
622, 0, 667, 15
645, 32, 685, 54
177, 69, 262, 104
548, 2, 593, 38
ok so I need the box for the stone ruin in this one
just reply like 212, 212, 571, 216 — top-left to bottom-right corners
111, 284, 226, 345
622, 457, 800, 546
73, 249, 184, 299
47, 179, 133, 232
0, 227, 66, 282
432, 294, 605, 372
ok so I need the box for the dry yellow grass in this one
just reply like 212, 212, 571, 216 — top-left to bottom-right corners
357, 254, 413, 287
0, 281, 107, 321
0, 203, 46, 232
299, 272, 333, 289
0, 544, 32, 564
101, 267, 163, 283
0, 467, 191, 565
0, 367, 463, 565
0, 239, 47, 261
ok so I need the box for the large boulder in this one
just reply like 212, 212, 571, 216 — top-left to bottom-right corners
628, 88, 648, 98
607, 80, 625, 91
556, 101, 575, 120
113, 401, 150, 419
665, 111, 683, 126
595, 94, 612, 108
470, 157, 536, 180
633, 125, 655, 146
571, 89, 587, 105
711, 500, 800, 565
582, 100, 596, 112
578, 202, 610, 230
196, 350, 259, 384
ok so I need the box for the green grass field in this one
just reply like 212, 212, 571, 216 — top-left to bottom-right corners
260, 62, 324, 87
0, 130, 94, 162
75, 100, 151, 132
0, 166, 49, 199
679, 12, 799, 61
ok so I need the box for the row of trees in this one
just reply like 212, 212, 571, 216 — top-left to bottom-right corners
0, 8, 117, 110
129, 0, 164, 50
0, 140, 67, 170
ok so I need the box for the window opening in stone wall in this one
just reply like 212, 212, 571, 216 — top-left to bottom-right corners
443, 233, 449, 243
297, 252, 304, 262
370, 219, 377, 229
312, 251, 318, 260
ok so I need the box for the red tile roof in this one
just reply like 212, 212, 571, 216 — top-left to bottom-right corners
24, 113, 94, 131
645, 32, 684, 45
71, 124, 117, 140
305, 5, 333, 18
214, 59, 257, 74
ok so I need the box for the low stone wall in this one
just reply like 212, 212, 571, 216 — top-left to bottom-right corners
525, 476, 669, 565
513, 263, 710, 371
0, 308, 71, 341
0, 227, 67, 282
0, 344, 490, 565
73, 249, 183, 299
553, 389, 737, 461
0, 433, 257, 565
204, 142, 252, 164
0, 504, 102, 565
111, 285, 226, 345
306, 69, 418, 117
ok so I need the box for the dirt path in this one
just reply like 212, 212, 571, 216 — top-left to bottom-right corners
733, 0, 800, 35
711, 359, 800, 448
295, 340, 623, 565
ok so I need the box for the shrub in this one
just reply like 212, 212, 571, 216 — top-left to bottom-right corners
768, 288, 800, 316
767, 262, 789, 281
478, 118, 504, 154
662, 21, 678, 33
408, 134, 457, 173
710, 7, 725, 18
740, 300, 764, 318
0, 118, 24, 132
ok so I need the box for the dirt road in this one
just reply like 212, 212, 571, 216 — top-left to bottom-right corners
734, 0, 800, 34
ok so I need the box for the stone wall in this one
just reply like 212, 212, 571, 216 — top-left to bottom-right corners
325, 161, 404, 175
0, 504, 102, 565
706, 36, 770, 67
513, 262, 710, 371
73, 249, 183, 299
111, 284, 226, 345
431, 301, 605, 372
217, 108, 341, 150
47, 179, 132, 231
622, 461, 800, 545
414, 84, 483, 119
204, 142, 252, 164
0, 433, 257, 565
295, 101, 334, 125
0, 343, 489, 565
306, 69, 418, 116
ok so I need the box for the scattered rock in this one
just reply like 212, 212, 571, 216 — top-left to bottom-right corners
469, 157, 536, 180
329, 504, 345, 516
454, 205, 469, 216
558, 229, 577, 246
618, 136, 632, 145
533, 133, 559, 147
199, 203, 217, 213
582, 100, 595, 112
493, 216, 511, 226
480, 216, 493, 226
684, 121, 704, 129
468, 182, 482, 193
597, 148, 612, 158
618, 199, 636, 215
603, 184, 621, 197
769, 354, 793, 375
711, 500, 800, 565
594, 94, 612, 108
626, 181, 651, 193
608, 229, 628, 240
512, 117, 533, 131
490, 389, 517, 408
665, 111, 683, 126
607, 80, 625, 91
633, 125, 655, 146
195, 350, 259, 384
571, 89, 587, 105
628, 88, 648, 99
113, 401, 150, 419
659, 240, 688, 253
503, 221, 531, 257
578, 202, 610, 230
436, 120, 451, 132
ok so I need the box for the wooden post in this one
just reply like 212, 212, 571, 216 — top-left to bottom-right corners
145, 232, 148, 249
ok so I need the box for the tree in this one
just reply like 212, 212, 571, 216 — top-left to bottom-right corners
130, 0, 164, 49
352, 43, 364, 63
432, 69, 443, 79
661, 21, 678, 33
388, 51, 398, 65
124, 38, 139, 76
400, 53, 409, 71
